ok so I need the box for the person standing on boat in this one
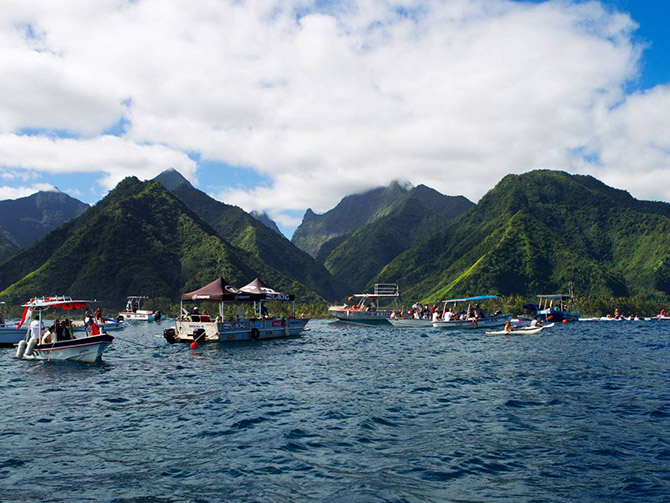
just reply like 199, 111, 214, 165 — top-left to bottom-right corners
29, 318, 45, 342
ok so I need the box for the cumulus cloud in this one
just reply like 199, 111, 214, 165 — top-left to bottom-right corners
0, 0, 669, 222
0, 182, 55, 200
0, 134, 197, 190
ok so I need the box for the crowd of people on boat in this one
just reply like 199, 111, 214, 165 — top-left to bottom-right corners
389, 302, 500, 322
27, 308, 110, 344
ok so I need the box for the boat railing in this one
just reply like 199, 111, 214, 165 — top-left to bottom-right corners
373, 283, 400, 296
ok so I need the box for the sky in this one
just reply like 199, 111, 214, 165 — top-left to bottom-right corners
0, 0, 669, 237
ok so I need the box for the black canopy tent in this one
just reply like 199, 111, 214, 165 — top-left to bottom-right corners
180, 277, 297, 320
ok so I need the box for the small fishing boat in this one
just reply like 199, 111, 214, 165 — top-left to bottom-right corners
525, 291, 579, 323
15, 297, 114, 363
328, 284, 401, 326
118, 296, 163, 321
163, 277, 309, 344
432, 295, 511, 330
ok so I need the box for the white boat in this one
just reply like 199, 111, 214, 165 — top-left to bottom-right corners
432, 295, 512, 330
486, 322, 555, 335
328, 284, 401, 325
15, 297, 114, 363
163, 277, 309, 344
0, 302, 29, 346
118, 296, 163, 321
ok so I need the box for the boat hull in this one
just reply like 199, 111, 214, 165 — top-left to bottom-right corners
165, 318, 310, 343
433, 315, 512, 330
540, 311, 579, 323
328, 308, 393, 325
118, 311, 159, 321
0, 326, 27, 346
387, 318, 434, 328
20, 334, 114, 363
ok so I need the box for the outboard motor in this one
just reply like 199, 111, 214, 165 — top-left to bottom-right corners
193, 328, 207, 343
163, 327, 177, 344
154, 311, 162, 322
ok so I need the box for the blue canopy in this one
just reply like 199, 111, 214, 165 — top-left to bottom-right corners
442, 295, 500, 303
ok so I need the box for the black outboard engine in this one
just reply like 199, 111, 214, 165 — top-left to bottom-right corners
193, 328, 207, 343
163, 327, 177, 344
154, 311, 162, 322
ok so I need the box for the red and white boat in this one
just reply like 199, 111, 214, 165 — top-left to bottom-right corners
15, 297, 114, 363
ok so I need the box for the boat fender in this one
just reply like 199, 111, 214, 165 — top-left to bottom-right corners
163, 327, 177, 344
193, 328, 207, 343
25, 338, 37, 357
117, 315, 124, 322
251, 328, 260, 340
16, 340, 27, 359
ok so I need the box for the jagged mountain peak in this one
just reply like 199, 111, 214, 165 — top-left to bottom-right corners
153, 169, 193, 191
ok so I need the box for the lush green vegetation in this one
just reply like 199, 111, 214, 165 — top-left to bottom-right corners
0, 178, 326, 309
375, 170, 670, 302
155, 170, 349, 301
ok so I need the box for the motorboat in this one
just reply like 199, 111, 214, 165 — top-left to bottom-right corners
118, 296, 163, 321
525, 288, 579, 323
0, 301, 27, 347
15, 296, 114, 363
432, 295, 511, 330
163, 277, 309, 344
328, 284, 401, 325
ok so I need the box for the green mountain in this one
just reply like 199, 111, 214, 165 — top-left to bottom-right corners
0, 177, 325, 306
292, 181, 473, 269
153, 169, 348, 301
249, 210, 282, 235
375, 170, 670, 301
0, 190, 89, 248
0, 228, 20, 263
322, 185, 475, 291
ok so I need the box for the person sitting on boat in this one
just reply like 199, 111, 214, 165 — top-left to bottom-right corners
504, 320, 513, 332
41, 325, 57, 344
87, 318, 101, 336
367, 298, 377, 312
390, 310, 398, 320
260, 305, 269, 319
614, 308, 620, 319
432, 309, 440, 322
188, 306, 201, 322
200, 309, 212, 322
443, 308, 454, 321
530, 316, 542, 328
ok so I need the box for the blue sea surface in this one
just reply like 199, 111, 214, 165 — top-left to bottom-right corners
1, 320, 669, 502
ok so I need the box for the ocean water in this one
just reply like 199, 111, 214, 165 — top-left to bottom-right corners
1, 319, 669, 502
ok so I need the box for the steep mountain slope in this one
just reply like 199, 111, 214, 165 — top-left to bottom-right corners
0, 190, 89, 248
323, 186, 474, 291
0, 178, 324, 306
153, 169, 348, 301
0, 228, 20, 263
376, 170, 670, 301
250, 210, 283, 235
291, 181, 413, 258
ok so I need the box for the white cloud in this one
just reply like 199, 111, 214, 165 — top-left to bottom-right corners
0, 182, 54, 200
0, 134, 197, 190
0, 0, 669, 225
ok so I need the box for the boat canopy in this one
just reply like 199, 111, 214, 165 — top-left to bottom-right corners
239, 278, 295, 301
353, 283, 400, 298
21, 296, 93, 310
443, 295, 500, 303
181, 277, 295, 302
181, 277, 253, 302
